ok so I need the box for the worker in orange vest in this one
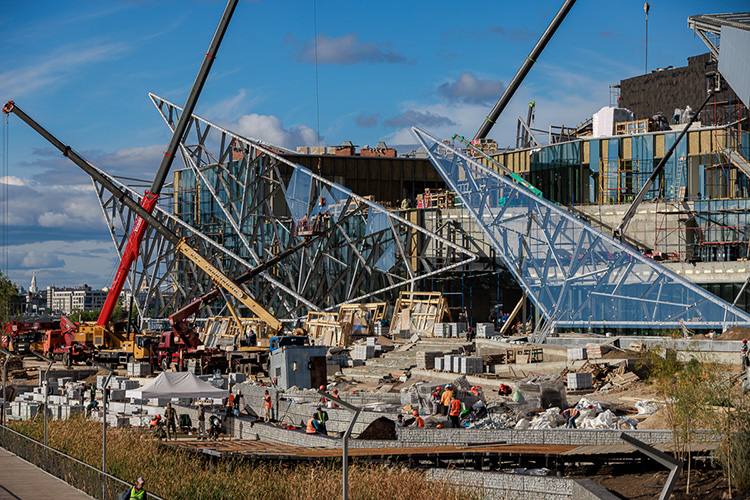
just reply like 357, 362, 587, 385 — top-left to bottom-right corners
306, 412, 320, 434
263, 389, 273, 422
224, 392, 234, 422
319, 385, 329, 405
449, 394, 462, 428
470, 385, 482, 398
412, 409, 424, 428
328, 388, 340, 408
440, 385, 453, 416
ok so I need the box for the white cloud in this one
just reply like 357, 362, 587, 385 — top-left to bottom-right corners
233, 113, 321, 149
0, 41, 131, 99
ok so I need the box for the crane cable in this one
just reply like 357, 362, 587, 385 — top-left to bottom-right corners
313, 0, 321, 147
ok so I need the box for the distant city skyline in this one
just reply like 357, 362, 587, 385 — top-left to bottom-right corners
1, 0, 746, 289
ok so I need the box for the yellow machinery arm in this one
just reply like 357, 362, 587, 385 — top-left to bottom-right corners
175, 240, 282, 332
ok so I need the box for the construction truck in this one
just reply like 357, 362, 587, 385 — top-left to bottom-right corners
1, 318, 59, 354
41, 316, 94, 367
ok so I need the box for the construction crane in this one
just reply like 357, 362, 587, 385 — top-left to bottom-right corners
474, 0, 576, 141
2, 101, 288, 368
93, 0, 238, 332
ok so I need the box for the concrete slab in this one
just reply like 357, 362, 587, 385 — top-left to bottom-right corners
0, 447, 94, 500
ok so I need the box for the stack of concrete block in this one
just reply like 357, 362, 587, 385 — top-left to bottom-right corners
458, 357, 483, 375
434, 357, 444, 371
328, 354, 348, 366
567, 372, 593, 390
443, 354, 456, 372
127, 362, 152, 377
567, 348, 587, 361
352, 345, 375, 360
373, 323, 387, 336
447, 323, 467, 337
434, 323, 450, 338
366, 337, 378, 346
476, 323, 495, 338
416, 351, 442, 370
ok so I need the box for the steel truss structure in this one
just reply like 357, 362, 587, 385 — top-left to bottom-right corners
412, 126, 750, 331
94, 97, 477, 325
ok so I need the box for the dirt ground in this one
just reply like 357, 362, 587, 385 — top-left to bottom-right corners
575, 465, 732, 500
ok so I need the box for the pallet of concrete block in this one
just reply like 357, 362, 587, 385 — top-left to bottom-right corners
586, 343, 610, 360
476, 323, 496, 338
449, 323, 467, 337
567, 372, 593, 390
433, 323, 451, 338
434, 357, 444, 371
567, 348, 588, 361
458, 357, 483, 375
416, 351, 442, 370
127, 362, 152, 377
351, 345, 375, 360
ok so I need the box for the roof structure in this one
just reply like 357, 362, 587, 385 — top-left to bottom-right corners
412, 126, 750, 333
688, 12, 750, 57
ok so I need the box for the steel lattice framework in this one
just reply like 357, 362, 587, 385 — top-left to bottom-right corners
412, 126, 750, 332
93, 97, 477, 324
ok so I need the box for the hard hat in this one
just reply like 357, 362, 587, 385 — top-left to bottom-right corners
319, 385, 325, 390
412, 410, 419, 416
744, 339, 747, 343
436, 386, 441, 390
436, 424, 443, 429
333, 388, 338, 394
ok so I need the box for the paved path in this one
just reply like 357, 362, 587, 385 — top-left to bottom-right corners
0, 447, 94, 500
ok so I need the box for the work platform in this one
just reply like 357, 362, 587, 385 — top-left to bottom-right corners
167, 437, 720, 467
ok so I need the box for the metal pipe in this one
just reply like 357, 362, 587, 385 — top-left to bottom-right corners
0, 347, 11, 427
317, 390, 361, 500
474, 0, 576, 140
30, 351, 53, 447
91, 360, 114, 499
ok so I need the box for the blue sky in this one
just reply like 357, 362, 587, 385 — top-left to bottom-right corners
0, 0, 746, 291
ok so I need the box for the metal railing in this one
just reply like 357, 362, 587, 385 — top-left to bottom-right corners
0, 424, 166, 500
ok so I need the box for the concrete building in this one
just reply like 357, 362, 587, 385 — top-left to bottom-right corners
46, 284, 108, 315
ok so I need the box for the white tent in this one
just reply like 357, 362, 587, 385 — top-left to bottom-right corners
125, 372, 229, 399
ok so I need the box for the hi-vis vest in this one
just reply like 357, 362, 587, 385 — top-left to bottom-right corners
129, 486, 145, 500
449, 398, 461, 416
306, 418, 317, 433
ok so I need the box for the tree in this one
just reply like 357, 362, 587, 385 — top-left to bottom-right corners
0, 269, 20, 324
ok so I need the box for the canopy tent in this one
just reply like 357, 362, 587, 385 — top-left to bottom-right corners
125, 372, 229, 400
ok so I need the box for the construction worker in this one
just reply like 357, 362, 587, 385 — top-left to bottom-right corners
412, 409, 424, 428
562, 406, 579, 429
319, 385, 329, 405
164, 402, 177, 441
316, 406, 329, 434
470, 385, 482, 398
396, 414, 406, 427
449, 394, 462, 428
197, 404, 205, 440
430, 387, 442, 415
90, 384, 96, 403
128, 477, 146, 500
306, 413, 320, 434
440, 385, 453, 416
498, 384, 513, 396
263, 390, 273, 422
327, 388, 340, 408
742, 339, 749, 371
224, 392, 234, 421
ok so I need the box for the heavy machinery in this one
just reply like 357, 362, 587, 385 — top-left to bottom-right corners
1, 318, 59, 354
2, 1, 240, 368
41, 316, 93, 367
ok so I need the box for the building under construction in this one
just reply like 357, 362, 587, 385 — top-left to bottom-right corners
86, 11, 750, 336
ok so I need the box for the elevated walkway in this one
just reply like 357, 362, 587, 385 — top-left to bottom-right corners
0, 447, 93, 500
